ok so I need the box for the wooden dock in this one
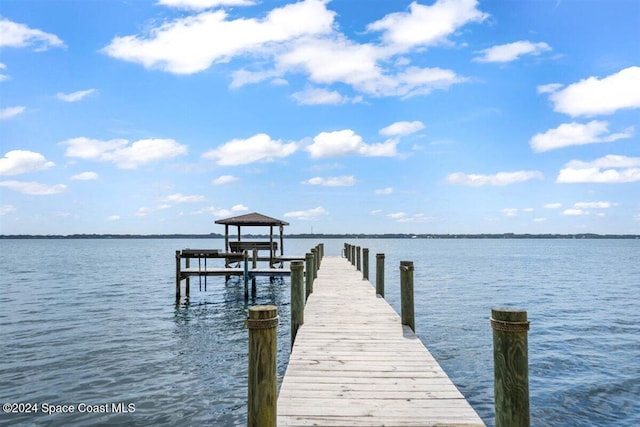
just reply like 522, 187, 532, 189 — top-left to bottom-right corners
277, 256, 485, 426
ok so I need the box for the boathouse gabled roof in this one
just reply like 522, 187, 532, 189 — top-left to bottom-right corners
214, 212, 289, 227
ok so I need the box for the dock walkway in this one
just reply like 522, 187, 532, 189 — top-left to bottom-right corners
277, 256, 485, 426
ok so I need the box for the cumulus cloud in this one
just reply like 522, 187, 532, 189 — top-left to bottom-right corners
473, 41, 551, 63
160, 193, 206, 203
0, 150, 55, 175
446, 170, 543, 186
106, 215, 121, 221
501, 208, 519, 217
231, 204, 248, 211
563, 208, 585, 216
0, 18, 65, 51
556, 155, 640, 184
306, 129, 398, 158
0, 106, 26, 120
211, 175, 239, 185
56, 89, 96, 102
103, 0, 482, 100
367, 0, 488, 50
291, 87, 354, 105
302, 176, 355, 186
284, 206, 328, 220
158, 0, 256, 10
544, 203, 562, 209
379, 121, 424, 136
1, 204, 17, 215
102, 0, 335, 74
574, 201, 613, 209
375, 187, 393, 195
202, 133, 297, 165
530, 120, 633, 152
0, 62, 9, 82
60, 137, 187, 169
545, 66, 640, 117
0, 180, 67, 195
69, 171, 98, 181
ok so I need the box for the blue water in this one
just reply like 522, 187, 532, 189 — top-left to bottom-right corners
0, 238, 638, 426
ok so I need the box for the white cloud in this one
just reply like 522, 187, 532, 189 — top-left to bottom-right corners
388, 212, 407, 220
211, 175, 239, 185
56, 89, 96, 102
0, 106, 26, 120
0, 180, 67, 195
0, 18, 65, 51
231, 204, 248, 211
530, 120, 633, 152
557, 155, 640, 184
61, 137, 187, 169
202, 133, 297, 165
544, 203, 562, 209
0, 150, 55, 175
135, 207, 152, 217
0, 62, 9, 82
158, 0, 256, 10
533, 217, 547, 222
69, 171, 98, 181
474, 41, 551, 63
160, 193, 206, 203
537, 83, 562, 94
446, 170, 543, 186
501, 208, 518, 217
547, 66, 640, 117
106, 215, 121, 221
192, 206, 233, 217
574, 201, 613, 209
379, 121, 424, 136
302, 176, 355, 186
291, 87, 351, 105
284, 206, 328, 220
375, 187, 393, 195
563, 208, 586, 216
1, 204, 17, 215
102, 0, 335, 74
307, 129, 398, 158
367, 0, 488, 50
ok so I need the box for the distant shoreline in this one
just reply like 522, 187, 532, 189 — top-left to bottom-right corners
1, 233, 639, 239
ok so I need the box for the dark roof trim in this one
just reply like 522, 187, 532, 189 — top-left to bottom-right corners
214, 212, 289, 226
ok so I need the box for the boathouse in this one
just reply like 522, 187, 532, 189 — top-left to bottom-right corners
215, 212, 289, 268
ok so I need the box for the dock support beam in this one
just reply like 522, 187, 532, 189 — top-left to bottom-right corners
400, 261, 415, 332
247, 305, 278, 427
376, 253, 385, 297
175, 250, 181, 300
305, 253, 314, 300
362, 248, 369, 280
291, 261, 304, 348
356, 246, 361, 271
492, 308, 530, 427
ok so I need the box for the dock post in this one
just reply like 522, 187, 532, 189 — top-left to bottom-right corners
185, 257, 190, 298
247, 305, 278, 427
362, 248, 369, 280
243, 251, 249, 300
351, 245, 356, 266
290, 261, 305, 348
175, 250, 181, 300
305, 253, 314, 300
491, 308, 530, 427
311, 247, 318, 280
376, 253, 385, 297
400, 261, 415, 332
356, 246, 361, 271
343, 243, 348, 259
318, 243, 324, 265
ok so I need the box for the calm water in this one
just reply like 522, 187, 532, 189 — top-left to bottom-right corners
0, 238, 638, 426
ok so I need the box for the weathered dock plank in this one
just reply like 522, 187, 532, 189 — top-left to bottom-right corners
277, 256, 485, 427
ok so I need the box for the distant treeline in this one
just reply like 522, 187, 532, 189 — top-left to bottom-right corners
1, 233, 639, 239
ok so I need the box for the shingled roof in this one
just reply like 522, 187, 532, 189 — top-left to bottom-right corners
214, 212, 289, 226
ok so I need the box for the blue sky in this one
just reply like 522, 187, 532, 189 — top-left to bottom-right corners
1, 0, 639, 235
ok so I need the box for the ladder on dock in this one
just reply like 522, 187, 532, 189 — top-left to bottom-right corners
277, 256, 485, 426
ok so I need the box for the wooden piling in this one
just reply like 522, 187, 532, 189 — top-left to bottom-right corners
491, 308, 530, 427
362, 248, 369, 280
356, 246, 361, 271
290, 261, 304, 348
311, 247, 318, 280
247, 305, 278, 427
305, 253, 314, 300
351, 245, 356, 266
376, 253, 385, 297
400, 261, 415, 332
175, 250, 181, 299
